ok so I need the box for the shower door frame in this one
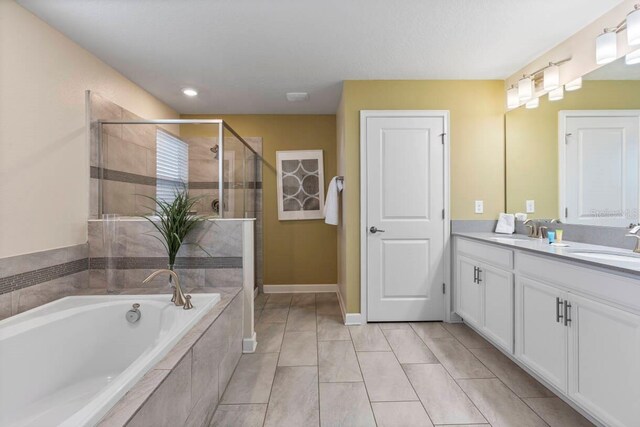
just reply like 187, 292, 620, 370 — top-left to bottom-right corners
96, 119, 263, 219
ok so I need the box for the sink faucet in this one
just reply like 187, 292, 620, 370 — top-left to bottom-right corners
142, 269, 193, 310
626, 225, 640, 253
523, 219, 547, 239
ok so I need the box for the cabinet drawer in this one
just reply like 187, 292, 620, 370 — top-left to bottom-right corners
456, 237, 513, 270
517, 252, 640, 314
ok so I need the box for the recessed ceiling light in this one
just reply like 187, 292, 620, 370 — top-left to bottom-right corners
286, 92, 309, 102
182, 88, 198, 97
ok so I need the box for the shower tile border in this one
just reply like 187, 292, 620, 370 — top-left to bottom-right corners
89, 256, 243, 270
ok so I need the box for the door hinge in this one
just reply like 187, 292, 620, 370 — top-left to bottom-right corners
565, 207, 568, 217
442, 209, 445, 219
442, 283, 446, 294
440, 133, 446, 144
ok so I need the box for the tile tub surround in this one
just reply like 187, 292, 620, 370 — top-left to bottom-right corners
98, 287, 243, 427
0, 243, 89, 320
88, 218, 247, 289
219, 292, 594, 427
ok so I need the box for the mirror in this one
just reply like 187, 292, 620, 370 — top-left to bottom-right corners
506, 55, 640, 227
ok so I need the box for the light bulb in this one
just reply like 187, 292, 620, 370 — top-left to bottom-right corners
549, 87, 564, 101
596, 31, 617, 65
181, 88, 198, 97
518, 76, 533, 100
543, 65, 560, 91
525, 98, 539, 109
565, 77, 582, 92
507, 87, 519, 109
628, 6, 640, 46
626, 49, 640, 65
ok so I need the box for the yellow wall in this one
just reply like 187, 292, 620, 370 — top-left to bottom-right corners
0, 0, 178, 258
180, 115, 338, 286
338, 80, 505, 312
506, 80, 640, 218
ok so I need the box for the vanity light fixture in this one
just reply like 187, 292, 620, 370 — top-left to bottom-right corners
181, 88, 198, 97
507, 86, 519, 109
543, 64, 560, 91
565, 77, 582, 91
518, 76, 533, 100
525, 98, 539, 109
548, 86, 564, 101
628, 5, 640, 46
626, 48, 640, 64
596, 30, 617, 65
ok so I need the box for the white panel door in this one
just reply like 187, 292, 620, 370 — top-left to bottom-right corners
564, 115, 639, 226
516, 277, 568, 392
568, 294, 640, 427
365, 115, 445, 321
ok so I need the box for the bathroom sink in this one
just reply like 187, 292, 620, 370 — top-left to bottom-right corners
568, 250, 640, 263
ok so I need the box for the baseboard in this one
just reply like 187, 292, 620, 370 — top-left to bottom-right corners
344, 312, 363, 325
243, 332, 257, 353
263, 284, 338, 293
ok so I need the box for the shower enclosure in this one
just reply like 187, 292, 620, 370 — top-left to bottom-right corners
95, 119, 262, 220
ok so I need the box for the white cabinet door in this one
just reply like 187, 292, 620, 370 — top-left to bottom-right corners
481, 265, 513, 353
568, 294, 640, 427
456, 256, 482, 328
516, 277, 567, 392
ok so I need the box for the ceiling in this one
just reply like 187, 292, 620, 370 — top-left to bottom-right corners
18, 0, 624, 114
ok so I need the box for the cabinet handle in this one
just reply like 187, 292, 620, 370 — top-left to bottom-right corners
556, 297, 564, 323
564, 300, 572, 326
473, 266, 478, 284
476, 268, 483, 284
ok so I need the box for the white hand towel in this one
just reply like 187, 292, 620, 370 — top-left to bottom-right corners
323, 176, 343, 225
495, 213, 515, 234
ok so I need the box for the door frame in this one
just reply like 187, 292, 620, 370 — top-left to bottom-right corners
359, 110, 451, 323
558, 110, 640, 223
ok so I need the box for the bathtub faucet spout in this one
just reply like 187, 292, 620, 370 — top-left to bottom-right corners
142, 270, 192, 309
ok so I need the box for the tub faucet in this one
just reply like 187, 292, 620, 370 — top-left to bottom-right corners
142, 269, 193, 309
626, 225, 640, 253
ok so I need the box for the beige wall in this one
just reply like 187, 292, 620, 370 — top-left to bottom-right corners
180, 115, 338, 286
506, 80, 640, 218
0, 0, 177, 258
338, 80, 505, 312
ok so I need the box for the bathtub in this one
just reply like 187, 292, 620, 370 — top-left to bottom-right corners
0, 294, 221, 427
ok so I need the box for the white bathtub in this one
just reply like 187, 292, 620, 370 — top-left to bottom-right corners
0, 294, 220, 427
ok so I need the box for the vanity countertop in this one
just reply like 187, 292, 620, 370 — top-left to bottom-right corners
453, 232, 640, 277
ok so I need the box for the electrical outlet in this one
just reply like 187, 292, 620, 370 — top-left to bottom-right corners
475, 200, 484, 214
526, 200, 535, 213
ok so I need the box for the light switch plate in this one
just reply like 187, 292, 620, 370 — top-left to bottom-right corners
475, 200, 484, 214
526, 200, 535, 213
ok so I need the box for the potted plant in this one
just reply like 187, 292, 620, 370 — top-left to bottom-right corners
141, 187, 208, 295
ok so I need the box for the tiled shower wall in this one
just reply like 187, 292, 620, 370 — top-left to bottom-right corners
185, 135, 264, 288
88, 218, 248, 290
90, 92, 263, 287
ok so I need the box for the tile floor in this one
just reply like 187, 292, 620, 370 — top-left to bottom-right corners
210, 292, 594, 427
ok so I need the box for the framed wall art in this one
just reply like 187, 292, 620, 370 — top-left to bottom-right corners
276, 150, 325, 220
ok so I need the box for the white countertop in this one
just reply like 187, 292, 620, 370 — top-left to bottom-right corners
453, 232, 640, 276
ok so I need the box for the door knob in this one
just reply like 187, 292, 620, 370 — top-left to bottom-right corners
369, 226, 386, 234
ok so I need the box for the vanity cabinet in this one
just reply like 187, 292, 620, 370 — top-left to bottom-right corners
455, 239, 514, 353
454, 236, 640, 427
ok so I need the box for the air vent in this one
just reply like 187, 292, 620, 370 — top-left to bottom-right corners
286, 92, 309, 102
